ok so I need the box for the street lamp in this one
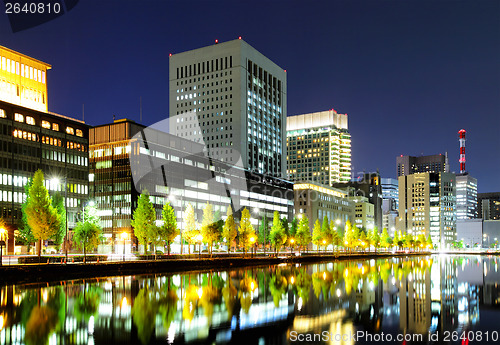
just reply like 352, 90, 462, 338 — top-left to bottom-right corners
250, 236, 256, 257
322, 239, 326, 253
196, 234, 203, 258
120, 232, 128, 261
290, 238, 295, 254
0, 227, 7, 267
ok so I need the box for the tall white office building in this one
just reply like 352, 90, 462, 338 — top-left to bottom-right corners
456, 173, 478, 220
169, 38, 287, 177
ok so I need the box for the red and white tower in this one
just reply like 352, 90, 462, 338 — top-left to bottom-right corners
458, 129, 466, 174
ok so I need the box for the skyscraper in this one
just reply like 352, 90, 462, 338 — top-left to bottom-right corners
455, 173, 478, 220
169, 38, 287, 177
396, 153, 448, 177
287, 109, 351, 185
398, 172, 456, 248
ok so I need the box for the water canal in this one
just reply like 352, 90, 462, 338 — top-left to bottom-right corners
0, 255, 499, 344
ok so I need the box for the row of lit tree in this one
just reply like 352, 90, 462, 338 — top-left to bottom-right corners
132, 190, 434, 256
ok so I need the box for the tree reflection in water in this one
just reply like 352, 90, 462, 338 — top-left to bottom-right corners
1, 256, 492, 344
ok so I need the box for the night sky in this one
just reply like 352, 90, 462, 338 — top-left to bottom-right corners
1, 0, 498, 192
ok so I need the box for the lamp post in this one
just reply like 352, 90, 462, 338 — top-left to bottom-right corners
196, 234, 203, 258
290, 238, 295, 254
253, 208, 260, 254
120, 232, 128, 261
250, 236, 256, 258
0, 227, 6, 266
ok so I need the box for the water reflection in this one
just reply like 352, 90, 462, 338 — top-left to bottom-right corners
0, 255, 499, 344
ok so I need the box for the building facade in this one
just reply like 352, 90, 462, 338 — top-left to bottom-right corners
0, 46, 89, 254
398, 172, 456, 248
331, 173, 383, 231
293, 182, 354, 234
478, 192, 500, 220
0, 45, 51, 112
169, 38, 287, 177
287, 109, 351, 185
396, 153, 448, 177
455, 173, 478, 220
90, 119, 293, 253
348, 196, 375, 231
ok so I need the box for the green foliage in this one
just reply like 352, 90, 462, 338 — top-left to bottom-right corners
25, 305, 58, 345
280, 217, 289, 238
74, 287, 102, 322
222, 206, 237, 252
25, 170, 61, 256
343, 220, 355, 249
161, 202, 179, 255
380, 228, 392, 248
18, 178, 36, 250
269, 211, 287, 253
132, 288, 157, 345
289, 217, 298, 237
73, 221, 102, 262
131, 190, 156, 251
369, 227, 380, 249
238, 208, 256, 254
296, 216, 311, 251
312, 219, 323, 247
201, 202, 220, 255
257, 214, 269, 247
321, 216, 332, 246
183, 203, 199, 253
51, 193, 66, 248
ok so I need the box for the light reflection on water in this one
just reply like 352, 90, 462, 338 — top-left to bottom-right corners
0, 255, 499, 344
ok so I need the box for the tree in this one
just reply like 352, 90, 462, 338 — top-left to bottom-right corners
160, 202, 179, 255
321, 216, 332, 249
222, 206, 237, 253
380, 228, 392, 249
359, 231, 368, 250
368, 228, 380, 252
426, 234, 433, 249
51, 193, 66, 250
280, 217, 289, 240
25, 170, 61, 258
73, 221, 102, 263
312, 219, 323, 251
269, 211, 287, 253
289, 217, 298, 238
257, 214, 269, 251
17, 179, 36, 252
238, 208, 256, 256
343, 220, 355, 251
201, 202, 220, 256
393, 230, 400, 250
329, 220, 340, 253
295, 216, 311, 253
183, 203, 198, 254
131, 190, 156, 253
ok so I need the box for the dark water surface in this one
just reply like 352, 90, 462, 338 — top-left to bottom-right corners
1, 255, 499, 344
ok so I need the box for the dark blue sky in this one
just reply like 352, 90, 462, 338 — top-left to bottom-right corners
1, 0, 498, 192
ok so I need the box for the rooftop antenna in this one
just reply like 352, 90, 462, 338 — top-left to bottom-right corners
459, 129, 466, 174
113, 114, 115, 121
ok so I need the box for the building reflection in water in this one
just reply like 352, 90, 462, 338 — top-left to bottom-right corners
0, 255, 498, 344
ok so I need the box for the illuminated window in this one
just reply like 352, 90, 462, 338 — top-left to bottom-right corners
37, 70, 41, 82
0, 109, 5, 118
42, 71, 45, 84
66, 127, 74, 135
14, 113, 24, 122
29, 67, 33, 79
26, 116, 35, 125
21, 64, 24, 77
52, 123, 59, 131
42, 120, 51, 129
76, 129, 83, 137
